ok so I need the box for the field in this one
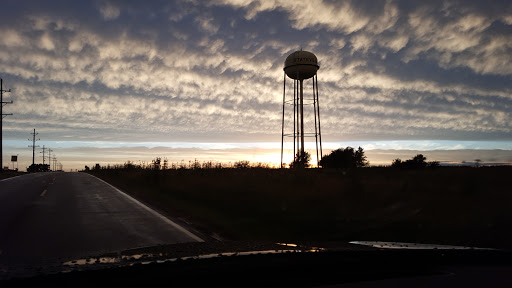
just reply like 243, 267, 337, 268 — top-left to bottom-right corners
88, 166, 512, 249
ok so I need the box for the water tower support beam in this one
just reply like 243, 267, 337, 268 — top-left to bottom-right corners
315, 75, 323, 162
296, 78, 300, 157
294, 79, 298, 158
281, 72, 286, 168
313, 76, 319, 167
300, 79, 305, 157
293, 79, 296, 159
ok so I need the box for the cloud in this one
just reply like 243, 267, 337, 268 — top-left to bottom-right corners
214, 0, 398, 34
195, 14, 220, 34
0, 0, 511, 159
98, 1, 120, 20
364, 149, 512, 166
213, 0, 512, 76
0, 29, 26, 47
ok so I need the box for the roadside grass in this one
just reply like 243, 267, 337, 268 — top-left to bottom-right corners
88, 166, 512, 249
0, 170, 25, 180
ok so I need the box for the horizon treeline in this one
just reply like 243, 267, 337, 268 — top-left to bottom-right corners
84, 146, 372, 171
84, 158, 275, 171
82, 146, 499, 172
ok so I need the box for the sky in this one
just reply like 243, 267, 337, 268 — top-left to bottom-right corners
1, 0, 511, 170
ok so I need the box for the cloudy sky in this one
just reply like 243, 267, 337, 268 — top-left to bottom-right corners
1, 0, 511, 170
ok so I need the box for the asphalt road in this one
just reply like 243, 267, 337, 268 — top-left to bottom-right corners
0, 172, 203, 267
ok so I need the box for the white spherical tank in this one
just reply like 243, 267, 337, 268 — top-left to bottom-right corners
284, 50, 319, 80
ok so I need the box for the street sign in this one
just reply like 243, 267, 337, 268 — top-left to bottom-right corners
11, 155, 17, 162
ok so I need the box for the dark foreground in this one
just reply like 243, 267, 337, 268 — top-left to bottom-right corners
89, 166, 512, 249
3, 241, 512, 287
2, 167, 512, 286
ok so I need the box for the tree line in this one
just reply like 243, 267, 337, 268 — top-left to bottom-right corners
84, 158, 274, 171
293, 147, 439, 169
84, 148, 441, 171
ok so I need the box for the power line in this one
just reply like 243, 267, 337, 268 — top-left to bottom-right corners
1, 78, 13, 172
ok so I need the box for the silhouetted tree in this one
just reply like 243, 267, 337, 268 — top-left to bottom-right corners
410, 154, 427, 168
191, 159, 201, 170
428, 160, 440, 168
234, 160, 250, 169
391, 154, 438, 169
391, 158, 402, 168
84, 165, 90, 171
27, 163, 50, 172
319, 146, 369, 168
290, 151, 311, 169
354, 147, 369, 167
124, 161, 136, 169
202, 161, 214, 169
152, 157, 161, 170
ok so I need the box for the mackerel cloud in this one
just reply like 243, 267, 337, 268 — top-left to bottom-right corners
1, 0, 511, 143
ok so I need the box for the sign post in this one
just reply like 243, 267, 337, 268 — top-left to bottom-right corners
11, 155, 17, 171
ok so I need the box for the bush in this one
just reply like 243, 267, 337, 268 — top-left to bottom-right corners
392, 154, 439, 169
27, 163, 50, 172
234, 160, 251, 169
319, 146, 368, 168
289, 151, 311, 169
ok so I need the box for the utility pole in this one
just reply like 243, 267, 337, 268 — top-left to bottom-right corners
52, 156, 57, 171
29, 129, 40, 166
48, 148, 53, 171
1, 78, 13, 172
40, 145, 47, 165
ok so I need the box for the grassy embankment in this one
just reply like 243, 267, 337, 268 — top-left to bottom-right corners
0, 170, 25, 180
89, 166, 512, 249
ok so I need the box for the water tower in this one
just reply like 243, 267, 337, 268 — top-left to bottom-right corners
281, 50, 322, 168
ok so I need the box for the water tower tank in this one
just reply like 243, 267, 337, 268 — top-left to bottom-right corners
284, 50, 319, 80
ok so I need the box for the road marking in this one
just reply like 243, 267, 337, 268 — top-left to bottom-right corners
40, 189, 47, 197
87, 174, 204, 242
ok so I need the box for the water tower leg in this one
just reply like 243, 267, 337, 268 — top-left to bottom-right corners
315, 75, 323, 161
281, 72, 286, 168
313, 77, 319, 167
300, 80, 305, 157
293, 79, 296, 160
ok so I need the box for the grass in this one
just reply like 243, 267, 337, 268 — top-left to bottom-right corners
0, 170, 25, 180
88, 166, 512, 249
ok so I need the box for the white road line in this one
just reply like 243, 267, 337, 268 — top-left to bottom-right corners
86, 173, 204, 242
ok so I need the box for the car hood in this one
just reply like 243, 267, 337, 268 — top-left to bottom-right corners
1, 240, 509, 286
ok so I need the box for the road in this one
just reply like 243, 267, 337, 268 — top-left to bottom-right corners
0, 172, 203, 267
